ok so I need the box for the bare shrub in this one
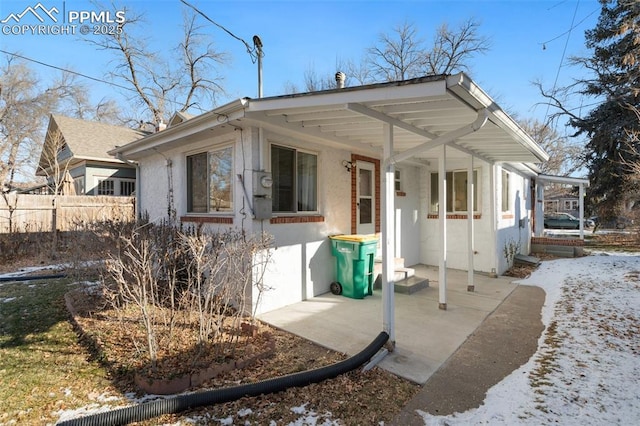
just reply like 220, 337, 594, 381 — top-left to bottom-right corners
101, 221, 273, 373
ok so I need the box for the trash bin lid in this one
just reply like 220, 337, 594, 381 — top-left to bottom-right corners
329, 234, 378, 242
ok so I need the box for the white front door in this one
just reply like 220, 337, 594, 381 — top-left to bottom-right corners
356, 160, 375, 235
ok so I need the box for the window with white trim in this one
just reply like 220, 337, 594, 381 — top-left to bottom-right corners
501, 170, 510, 212
96, 178, 135, 196
563, 199, 579, 210
394, 169, 402, 191
186, 146, 233, 213
271, 144, 318, 213
97, 179, 115, 195
120, 180, 136, 196
430, 170, 479, 213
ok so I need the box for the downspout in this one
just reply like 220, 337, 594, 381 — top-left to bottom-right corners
115, 153, 140, 220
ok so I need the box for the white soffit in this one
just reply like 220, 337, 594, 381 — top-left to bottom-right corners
245, 73, 548, 164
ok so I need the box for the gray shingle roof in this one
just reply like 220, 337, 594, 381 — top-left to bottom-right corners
49, 114, 148, 161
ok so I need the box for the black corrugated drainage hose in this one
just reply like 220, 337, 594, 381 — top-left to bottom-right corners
0, 273, 66, 282
58, 331, 389, 426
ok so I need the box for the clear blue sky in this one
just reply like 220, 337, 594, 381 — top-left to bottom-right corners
1, 0, 600, 127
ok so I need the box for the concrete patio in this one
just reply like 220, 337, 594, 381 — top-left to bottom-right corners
258, 265, 519, 384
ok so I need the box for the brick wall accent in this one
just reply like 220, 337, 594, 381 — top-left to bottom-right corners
531, 237, 584, 246
427, 214, 482, 220
350, 154, 380, 234
270, 215, 325, 224
180, 216, 234, 224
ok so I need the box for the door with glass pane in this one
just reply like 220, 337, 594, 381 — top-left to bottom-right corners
356, 160, 375, 234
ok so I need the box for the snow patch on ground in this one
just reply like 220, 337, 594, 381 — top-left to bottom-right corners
418, 254, 640, 425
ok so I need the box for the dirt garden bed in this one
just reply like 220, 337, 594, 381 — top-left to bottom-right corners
61, 281, 419, 424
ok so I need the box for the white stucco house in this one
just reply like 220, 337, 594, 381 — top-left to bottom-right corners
111, 73, 549, 343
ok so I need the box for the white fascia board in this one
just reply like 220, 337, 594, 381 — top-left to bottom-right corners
110, 99, 249, 158
75, 155, 126, 164
537, 174, 590, 186
501, 162, 540, 178
446, 73, 550, 163
246, 79, 448, 113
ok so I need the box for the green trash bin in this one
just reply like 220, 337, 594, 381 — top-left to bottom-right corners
329, 234, 378, 299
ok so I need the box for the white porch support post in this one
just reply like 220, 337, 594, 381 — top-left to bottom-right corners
467, 154, 475, 292
439, 145, 447, 310
382, 122, 396, 346
579, 183, 585, 239
535, 181, 545, 237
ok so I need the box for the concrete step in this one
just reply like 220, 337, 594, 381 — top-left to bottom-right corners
394, 276, 430, 295
375, 257, 405, 268
373, 258, 406, 277
373, 272, 429, 294
373, 267, 414, 287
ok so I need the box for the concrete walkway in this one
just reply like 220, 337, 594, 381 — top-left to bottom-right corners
259, 265, 520, 385
391, 284, 545, 424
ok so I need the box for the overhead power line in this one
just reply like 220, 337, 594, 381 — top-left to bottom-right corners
0, 49, 207, 113
0, 49, 133, 92
179, 0, 260, 63
540, 7, 598, 48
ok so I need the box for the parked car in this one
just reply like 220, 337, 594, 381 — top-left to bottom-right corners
589, 216, 633, 229
544, 212, 594, 229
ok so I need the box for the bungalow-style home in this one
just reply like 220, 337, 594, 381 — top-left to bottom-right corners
37, 114, 147, 196
111, 73, 549, 343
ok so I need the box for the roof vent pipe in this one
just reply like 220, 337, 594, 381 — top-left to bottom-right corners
335, 71, 346, 89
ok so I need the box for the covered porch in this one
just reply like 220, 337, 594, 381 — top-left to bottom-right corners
259, 266, 517, 384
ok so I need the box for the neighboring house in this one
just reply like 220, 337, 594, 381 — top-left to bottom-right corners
112, 73, 549, 340
544, 191, 581, 217
37, 114, 147, 196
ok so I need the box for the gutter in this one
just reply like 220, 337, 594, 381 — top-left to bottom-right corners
108, 98, 251, 158
446, 73, 550, 163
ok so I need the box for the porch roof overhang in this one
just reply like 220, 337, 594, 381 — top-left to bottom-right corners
242, 72, 549, 165
112, 73, 549, 166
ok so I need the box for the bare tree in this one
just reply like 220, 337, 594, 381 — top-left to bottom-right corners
365, 18, 490, 82
38, 127, 75, 195
345, 59, 376, 86
520, 118, 586, 176
366, 21, 426, 81
0, 57, 75, 190
89, 5, 227, 125
283, 18, 489, 94
423, 18, 491, 75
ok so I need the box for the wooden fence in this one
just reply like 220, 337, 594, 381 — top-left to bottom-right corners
0, 194, 135, 233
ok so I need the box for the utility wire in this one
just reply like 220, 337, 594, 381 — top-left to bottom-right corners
179, 0, 259, 63
544, 0, 581, 125
0, 49, 133, 92
540, 7, 598, 48
0, 49, 207, 113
